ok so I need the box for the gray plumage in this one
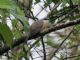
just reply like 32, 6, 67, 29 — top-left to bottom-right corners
29, 20, 44, 36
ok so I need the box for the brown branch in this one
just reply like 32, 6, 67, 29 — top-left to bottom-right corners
0, 18, 80, 55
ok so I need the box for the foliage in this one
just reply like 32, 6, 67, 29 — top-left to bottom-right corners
0, 0, 80, 60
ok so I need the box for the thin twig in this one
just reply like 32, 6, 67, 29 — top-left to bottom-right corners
34, 47, 42, 59
48, 29, 73, 60
35, 4, 48, 17
41, 36, 46, 60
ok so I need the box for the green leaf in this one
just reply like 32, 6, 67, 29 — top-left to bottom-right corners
12, 19, 23, 37
0, 23, 13, 47
12, 19, 18, 27
13, 29, 22, 39
10, 7, 30, 31
0, 34, 4, 41
0, 0, 16, 9
0, 9, 10, 20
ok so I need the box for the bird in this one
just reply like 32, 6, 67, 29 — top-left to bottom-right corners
28, 20, 50, 60
29, 20, 50, 37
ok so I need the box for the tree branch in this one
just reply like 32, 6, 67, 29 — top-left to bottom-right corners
0, 18, 80, 55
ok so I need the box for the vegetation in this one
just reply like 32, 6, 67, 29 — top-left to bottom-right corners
0, 0, 80, 60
